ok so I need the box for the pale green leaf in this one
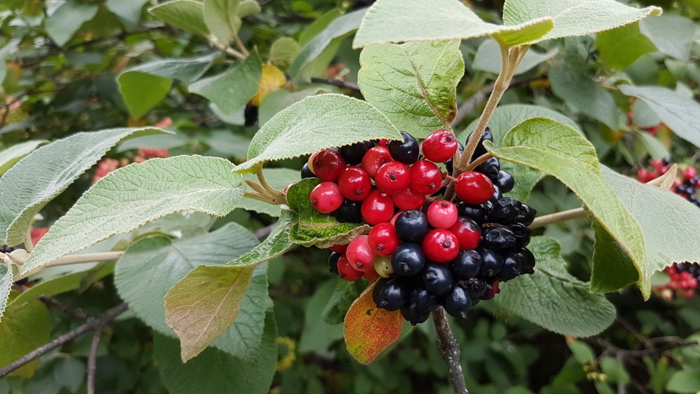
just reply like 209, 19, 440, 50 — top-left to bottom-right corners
600, 357, 630, 384
0, 140, 47, 176
596, 23, 656, 70
299, 9, 342, 47
299, 280, 343, 352
640, 15, 695, 62
52, 358, 86, 393
0, 298, 51, 377
322, 278, 364, 325
502, 0, 662, 44
237, 0, 260, 18
234, 94, 401, 173
358, 40, 464, 137
0, 127, 169, 247
45, 2, 99, 46
204, 0, 241, 45
106, 0, 148, 25
619, 85, 700, 150
118, 72, 172, 119
496, 236, 616, 337
0, 262, 15, 321
226, 209, 295, 267
258, 87, 330, 126
149, 0, 208, 36
120, 54, 215, 84
473, 38, 558, 76
487, 117, 647, 295
667, 370, 700, 393
239, 168, 300, 216
21, 156, 245, 276
269, 37, 301, 72
154, 310, 276, 394
164, 264, 255, 361
567, 340, 595, 364
188, 53, 261, 115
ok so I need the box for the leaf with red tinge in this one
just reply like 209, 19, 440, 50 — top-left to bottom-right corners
343, 281, 404, 364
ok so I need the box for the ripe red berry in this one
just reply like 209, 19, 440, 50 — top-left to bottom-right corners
651, 158, 664, 170
422, 129, 458, 163
309, 182, 343, 213
636, 168, 655, 183
362, 146, 393, 178
392, 187, 426, 211
363, 267, 378, 281
346, 235, 375, 272
368, 222, 400, 256
684, 166, 697, 180
361, 190, 395, 224
329, 244, 348, 253
455, 171, 494, 205
427, 200, 458, 229
308, 149, 346, 182
337, 254, 364, 281
409, 160, 443, 194
448, 217, 481, 250
422, 229, 460, 263
337, 166, 372, 201
375, 161, 410, 194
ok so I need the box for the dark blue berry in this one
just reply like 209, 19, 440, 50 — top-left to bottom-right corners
514, 204, 536, 226
422, 263, 454, 296
451, 249, 482, 280
475, 157, 500, 181
301, 163, 315, 179
495, 170, 514, 193
518, 248, 536, 275
407, 288, 439, 315
328, 252, 341, 274
339, 141, 374, 165
336, 199, 363, 223
392, 243, 426, 276
465, 277, 487, 298
481, 227, 516, 250
488, 197, 521, 224
387, 131, 419, 164
496, 252, 521, 282
443, 286, 472, 319
373, 278, 410, 311
457, 201, 487, 224
478, 247, 504, 277
395, 210, 429, 243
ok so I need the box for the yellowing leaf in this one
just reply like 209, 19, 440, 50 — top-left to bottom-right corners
249, 65, 286, 107
343, 281, 403, 364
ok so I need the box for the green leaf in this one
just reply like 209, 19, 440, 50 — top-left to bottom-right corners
595, 23, 656, 70
258, 87, 330, 126
502, 0, 662, 44
473, 38, 558, 76
640, 15, 695, 62
286, 178, 370, 248
204, 0, 241, 45
269, 37, 301, 72
602, 166, 700, 277
164, 264, 255, 361
357, 40, 463, 138
0, 140, 47, 176
0, 127, 169, 247
487, 117, 647, 295
45, 2, 99, 46
239, 168, 301, 216
226, 209, 295, 267
149, 0, 208, 36
235, 94, 401, 173
154, 310, 276, 394
290, 9, 366, 78
459, 104, 580, 201
237, 0, 260, 18
0, 298, 51, 377
298, 9, 342, 47
52, 358, 86, 393
120, 54, 215, 84
666, 370, 700, 393
0, 262, 15, 321
549, 65, 622, 129
496, 236, 616, 337
600, 357, 630, 384
119, 72, 172, 119
567, 340, 595, 364
299, 280, 343, 352
619, 85, 700, 150
106, 0, 148, 25
20, 156, 245, 276
352, 0, 554, 48
322, 278, 364, 325
188, 53, 262, 115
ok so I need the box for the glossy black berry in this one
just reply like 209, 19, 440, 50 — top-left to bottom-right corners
391, 243, 426, 276
466, 127, 494, 159
301, 163, 315, 179
395, 210, 429, 243
491, 185, 502, 201
422, 263, 454, 296
328, 252, 341, 274
510, 223, 531, 249
478, 247, 504, 277
387, 131, 420, 164
401, 304, 431, 326
407, 288, 439, 314
244, 104, 258, 127
481, 227, 516, 250
339, 141, 374, 165
496, 252, 521, 282
514, 204, 536, 226
0, 245, 13, 253
443, 286, 472, 319
488, 197, 521, 224
336, 199, 363, 223
495, 170, 514, 193
456, 201, 487, 224
451, 249, 482, 280
475, 157, 501, 181
373, 278, 410, 311
518, 248, 536, 275
465, 277, 487, 298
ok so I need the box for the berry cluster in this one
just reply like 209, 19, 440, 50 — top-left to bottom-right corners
636, 158, 700, 208
656, 263, 700, 299
300, 129, 537, 324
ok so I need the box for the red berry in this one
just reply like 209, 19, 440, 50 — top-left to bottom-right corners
375, 161, 410, 194
660, 165, 669, 175
337, 254, 364, 281
368, 222, 400, 256
448, 217, 481, 249
308, 149, 346, 182
329, 244, 348, 253
684, 166, 697, 180
346, 235, 375, 272
422, 229, 460, 263
455, 171, 494, 205
651, 159, 664, 170
392, 187, 426, 211
362, 146, 393, 178
427, 200, 458, 229
409, 160, 443, 194
309, 182, 343, 213
338, 166, 372, 201
363, 267, 378, 281
422, 129, 458, 163
636, 169, 653, 183
284, 182, 296, 193
361, 190, 395, 225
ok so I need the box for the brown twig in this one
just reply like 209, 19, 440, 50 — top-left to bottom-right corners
87, 329, 102, 394
38, 295, 90, 320
432, 307, 468, 394
528, 208, 588, 229
310, 77, 360, 91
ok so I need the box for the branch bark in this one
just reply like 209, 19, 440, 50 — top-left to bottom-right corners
87, 329, 102, 394
310, 77, 360, 91
432, 307, 468, 394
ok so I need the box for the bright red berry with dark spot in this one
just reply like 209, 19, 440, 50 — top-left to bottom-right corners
392, 187, 426, 211
308, 149, 345, 182
309, 182, 343, 213
427, 200, 458, 229
409, 160, 442, 194
346, 235, 374, 272
337, 254, 364, 281
361, 190, 395, 224
361, 146, 393, 178
651, 159, 664, 170
448, 217, 482, 250
375, 161, 410, 194
422, 129, 459, 163
337, 166, 372, 201
684, 166, 697, 180
368, 222, 400, 256
422, 229, 460, 263
455, 171, 494, 205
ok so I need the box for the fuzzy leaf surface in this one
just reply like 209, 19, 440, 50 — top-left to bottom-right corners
234, 94, 401, 173
204, 0, 241, 45
21, 156, 245, 276
226, 209, 296, 267
640, 15, 695, 61
0, 127, 168, 247
472, 39, 558, 76
595, 23, 656, 70
149, 0, 208, 36
358, 40, 463, 138
496, 236, 616, 337
0, 262, 14, 321
0, 140, 47, 176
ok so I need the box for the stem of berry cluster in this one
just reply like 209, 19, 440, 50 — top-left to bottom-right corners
433, 307, 469, 394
